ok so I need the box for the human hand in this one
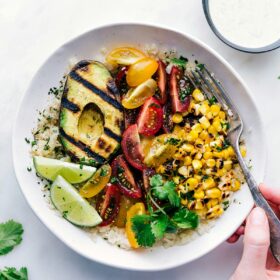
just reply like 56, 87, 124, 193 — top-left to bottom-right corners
230, 184, 280, 280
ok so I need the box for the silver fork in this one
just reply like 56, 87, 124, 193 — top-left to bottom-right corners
187, 65, 280, 263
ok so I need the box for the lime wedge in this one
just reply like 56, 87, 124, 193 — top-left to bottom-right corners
33, 156, 96, 184
50, 175, 102, 227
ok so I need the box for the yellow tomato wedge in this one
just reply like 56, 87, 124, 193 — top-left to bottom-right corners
140, 136, 154, 157
144, 134, 178, 167
126, 57, 158, 87
126, 202, 146, 249
79, 164, 111, 198
106, 47, 146, 66
122, 79, 157, 109
114, 196, 135, 228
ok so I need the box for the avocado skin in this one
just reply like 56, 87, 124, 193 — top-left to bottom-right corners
59, 60, 124, 165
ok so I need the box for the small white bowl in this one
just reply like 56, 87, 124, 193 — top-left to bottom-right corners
13, 23, 266, 271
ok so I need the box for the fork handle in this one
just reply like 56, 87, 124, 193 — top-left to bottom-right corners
234, 146, 280, 263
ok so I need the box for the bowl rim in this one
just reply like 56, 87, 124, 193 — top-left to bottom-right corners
202, 0, 280, 54
12, 21, 267, 271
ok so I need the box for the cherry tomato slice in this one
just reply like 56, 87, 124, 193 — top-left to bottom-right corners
126, 202, 146, 248
106, 47, 146, 66
114, 195, 135, 228
162, 102, 174, 133
79, 164, 112, 198
126, 57, 158, 87
121, 124, 145, 170
112, 155, 142, 199
155, 60, 167, 104
137, 97, 163, 136
170, 66, 191, 113
122, 79, 157, 109
97, 184, 121, 227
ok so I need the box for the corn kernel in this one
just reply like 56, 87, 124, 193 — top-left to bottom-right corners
194, 189, 205, 199
202, 177, 216, 189
216, 168, 227, 177
156, 165, 166, 174
192, 159, 202, 170
199, 116, 211, 129
219, 111, 226, 120
178, 184, 188, 194
223, 160, 232, 170
227, 146, 235, 157
212, 120, 222, 132
206, 159, 216, 167
213, 151, 224, 158
206, 205, 224, 219
206, 198, 219, 209
173, 176, 180, 184
203, 151, 213, 160
178, 166, 188, 177
192, 123, 203, 133
186, 177, 199, 190
187, 130, 199, 142
172, 113, 183, 123
195, 152, 203, 160
199, 130, 209, 140
208, 125, 217, 136
199, 103, 210, 115
231, 179, 241, 191
206, 188, 222, 198
210, 104, 221, 116
183, 143, 194, 153
194, 175, 202, 182
223, 148, 230, 159
192, 88, 205, 102
240, 145, 247, 157
181, 198, 188, 205
195, 199, 205, 210
206, 111, 214, 120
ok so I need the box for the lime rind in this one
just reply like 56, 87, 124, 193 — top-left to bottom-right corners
50, 175, 102, 227
33, 156, 96, 184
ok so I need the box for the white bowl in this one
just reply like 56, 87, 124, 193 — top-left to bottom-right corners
13, 23, 266, 271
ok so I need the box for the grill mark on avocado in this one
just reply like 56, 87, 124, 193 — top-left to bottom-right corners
104, 127, 122, 142
59, 128, 106, 164
61, 97, 80, 113
69, 71, 123, 111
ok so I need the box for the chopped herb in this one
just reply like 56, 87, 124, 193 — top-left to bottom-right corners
165, 137, 180, 146
43, 137, 50, 151
0, 267, 28, 280
24, 138, 30, 144
62, 211, 68, 218
179, 87, 192, 101
170, 56, 188, 68
31, 140, 37, 147
27, 167, 32, 172
100, 167, 108, 177
208, 96, 217, 105
0, 220, 24, 256
221, 122, 230, 130
196, 63, 205, 70
110, 177, 118, 183
222, 201, 230, 210
202, 175, 209, 181
171, 208, 199, 229
185, 190, 195, 201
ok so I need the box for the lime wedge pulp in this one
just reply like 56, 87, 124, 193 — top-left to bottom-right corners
33, 156, 96, 184
50, 175, 102, 227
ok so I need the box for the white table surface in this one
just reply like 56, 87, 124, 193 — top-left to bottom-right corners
0, 0, 279, 279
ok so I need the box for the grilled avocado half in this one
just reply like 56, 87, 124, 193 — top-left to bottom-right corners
59, 60, 124, 165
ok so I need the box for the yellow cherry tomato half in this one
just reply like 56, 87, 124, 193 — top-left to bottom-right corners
79, 164, 111, 198
126, 57, 159, 87
114, 196, 135, 228
126, 202, 146, 249
122, 78, 157, 109
106, 47, 146, 66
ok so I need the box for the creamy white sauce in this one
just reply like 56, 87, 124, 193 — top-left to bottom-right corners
209, 0, 280, 48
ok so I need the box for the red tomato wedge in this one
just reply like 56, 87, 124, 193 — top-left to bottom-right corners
169, 66, 191, 113
121, 124, 145, 170
97, 184, 121, 227
156, 60, 167, 104
137, 97, 163, 136
112, 155, 142, 199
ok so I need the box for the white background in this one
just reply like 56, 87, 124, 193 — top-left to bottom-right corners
0, 0, 280, 279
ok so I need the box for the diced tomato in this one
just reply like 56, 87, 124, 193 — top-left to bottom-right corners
156, 60, 167, 104
169, 66, 191, 113
162, 102, 174, 133
121, 124, 145, 170
97, 184, 121, 227
112, 155, 142, 199
137, 97, 163, 136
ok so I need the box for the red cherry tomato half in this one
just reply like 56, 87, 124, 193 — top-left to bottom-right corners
137, 97, 163, 136
97, 184, 121, 227
121, 124, 145, 170
156, 60, 167, 104
112, 155, 142, 199
170, 66, 191, 113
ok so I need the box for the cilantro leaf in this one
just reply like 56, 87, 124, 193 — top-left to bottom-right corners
0, 267, 28, 280
0, 220, 24, 255
172, 208, 199, 229
208, 96, 217, 105
131, 215, 155, 247
170, 56, 188, 68
151, 214, 168, 239
149, 174, 163, 189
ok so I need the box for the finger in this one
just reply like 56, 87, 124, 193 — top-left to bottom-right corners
266, 249, 280, 271
237, 207, 270, 274
259, 183, 280, 205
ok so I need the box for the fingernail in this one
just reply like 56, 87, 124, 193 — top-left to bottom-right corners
250, 207, 266, 225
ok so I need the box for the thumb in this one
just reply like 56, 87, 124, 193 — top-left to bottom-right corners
237, 207, 270, 274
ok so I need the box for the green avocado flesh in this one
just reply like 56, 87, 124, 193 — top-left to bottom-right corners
59, 60, 123, 164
